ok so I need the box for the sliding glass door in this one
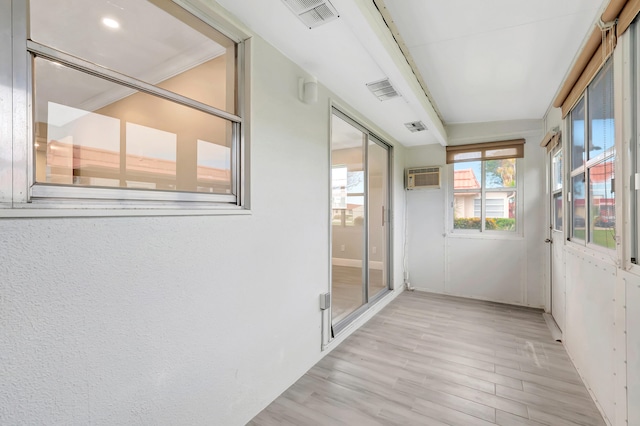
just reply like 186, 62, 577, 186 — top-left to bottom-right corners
330, 109, 391, 332
368, 137, 389, 301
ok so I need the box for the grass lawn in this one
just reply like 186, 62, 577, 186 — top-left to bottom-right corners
572, 228, 615, 249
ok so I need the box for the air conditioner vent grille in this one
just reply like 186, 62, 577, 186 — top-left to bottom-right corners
405, 121, 427, 133
366, 78, 401, 101
285, 0, 324, 12
405, 166, 441, 190
282, 0, 339, 28
409, 167, 439, 174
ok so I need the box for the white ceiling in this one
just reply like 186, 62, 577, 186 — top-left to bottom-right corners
382, 0, 605, 124
213, 0, 607, 146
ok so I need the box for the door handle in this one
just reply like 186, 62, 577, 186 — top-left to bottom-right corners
545, 238, 552, 243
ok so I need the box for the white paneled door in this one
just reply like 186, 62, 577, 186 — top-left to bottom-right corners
549, 142, 566, 332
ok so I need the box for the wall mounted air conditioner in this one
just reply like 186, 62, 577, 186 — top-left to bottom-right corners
405, 166, 441, 190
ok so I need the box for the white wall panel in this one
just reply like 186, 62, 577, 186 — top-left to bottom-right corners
446, 238, 525, 303
626, 272, 640, 426
406, 189, 446, 292
405, 146, 446, 292
564, 247, 617, 424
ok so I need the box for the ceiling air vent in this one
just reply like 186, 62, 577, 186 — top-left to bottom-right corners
282, 0, 339, 29
366, 78, 401, 101
405, 121, 427, 133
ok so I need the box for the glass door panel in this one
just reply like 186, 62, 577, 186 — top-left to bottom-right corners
331, 114, 366, 324
368, 138, 389, 300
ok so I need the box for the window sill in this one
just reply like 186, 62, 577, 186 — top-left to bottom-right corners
0, 203, 252, 218
447, 231, 523, 240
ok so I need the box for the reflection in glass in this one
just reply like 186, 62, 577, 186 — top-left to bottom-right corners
331, 114, 365, 323
331, 166, 347, 209
44, 102, 120, 187
554, 192, 563, 232
30, 0, 236, 113
34, 57, 232, 194
368, 140, 388, 300
572, 174, 586, 240
126, 122, 176, 190
571, 98, 586, 170
552, 150, 563, 192
589, 158, 616, 249
588, 63, 614, 161
197, 140, 231, 194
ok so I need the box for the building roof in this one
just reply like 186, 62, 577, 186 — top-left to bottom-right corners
454, 169, 480, 190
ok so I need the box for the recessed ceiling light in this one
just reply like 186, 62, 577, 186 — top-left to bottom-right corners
102, 17, 120, 29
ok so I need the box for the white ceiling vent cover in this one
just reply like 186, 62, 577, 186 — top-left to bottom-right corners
405, 166, 441, 190
282, 0, 339, 29
366, 78, 401, 101
405, 121, 427, 133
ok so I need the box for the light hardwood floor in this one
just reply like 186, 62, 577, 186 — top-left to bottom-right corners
249, 291, 606, 426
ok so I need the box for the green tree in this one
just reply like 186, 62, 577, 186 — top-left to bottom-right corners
486, 159, 516, 187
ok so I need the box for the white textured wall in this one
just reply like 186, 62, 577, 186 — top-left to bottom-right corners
563, 247, 617, 423
627, 272, 640, 426
405, 145, 447, 293
405, 121, 546, 307
0, 35, 406, 425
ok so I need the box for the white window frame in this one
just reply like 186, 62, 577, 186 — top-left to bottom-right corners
631, 20, 640, 266
568, 60, 616, 251
0, 0, 249, 216
449, 158, 523, 235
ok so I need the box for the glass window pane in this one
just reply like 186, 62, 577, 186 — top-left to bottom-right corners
347, 170, 365, 195
197, 139, 231, 193
553, 192, 563, 232
589, 158, 616, 249
485, 191, 516, 231
485, 158, 516, 188
454, 161, 482, 189
572, 174, 586, 241
454, 192, 481, 229
571, 97, 586, 170
30, 0, 236, 113
330, 113, 365, 323
331, 166, 347, 209
552, 149, 562, 192
588, 63, 615, 161
34, 57, 232, 194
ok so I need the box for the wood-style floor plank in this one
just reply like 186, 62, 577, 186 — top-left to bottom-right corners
249, 292, 605, 426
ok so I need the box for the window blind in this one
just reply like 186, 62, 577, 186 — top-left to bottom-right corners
553, 0, 640, 117
445, 139, 525, 164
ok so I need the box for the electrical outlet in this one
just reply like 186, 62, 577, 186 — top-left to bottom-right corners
340, 244, 345, 251
372, 246, 377, 254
